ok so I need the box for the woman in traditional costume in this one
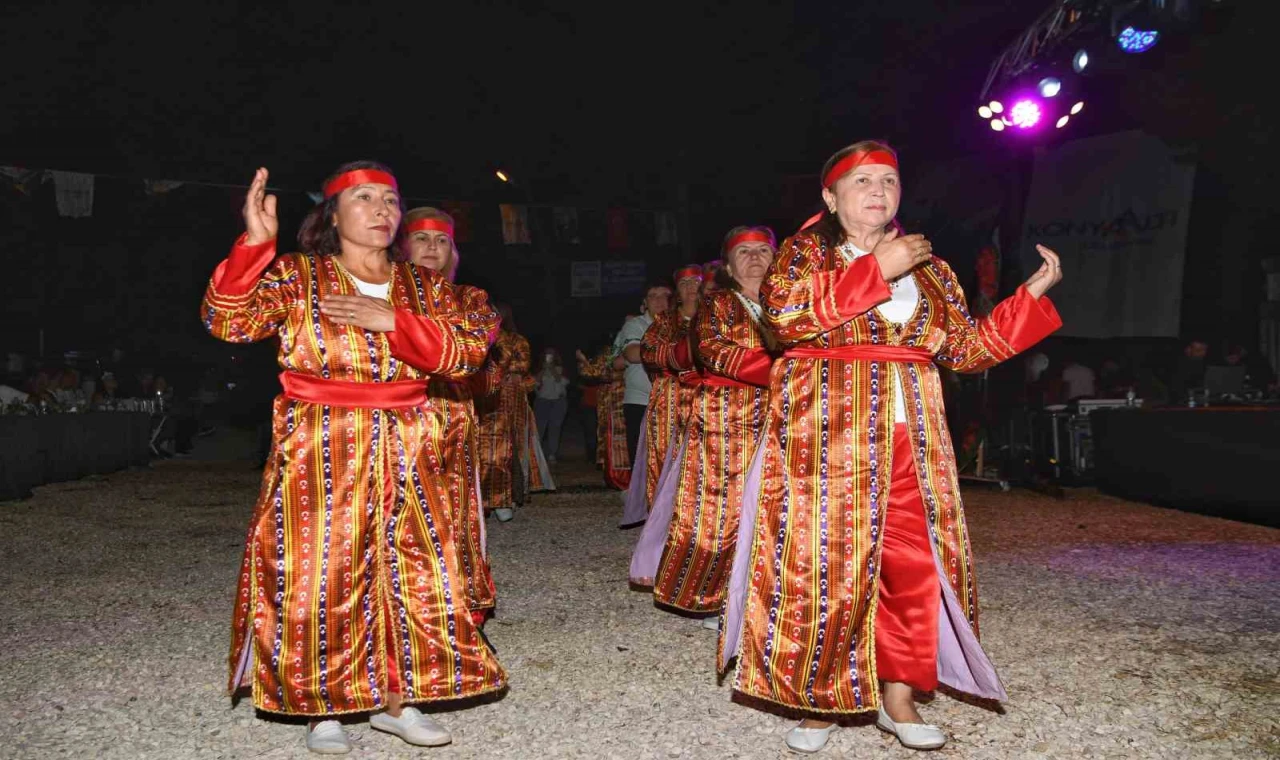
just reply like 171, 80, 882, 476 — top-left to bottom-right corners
620, 266, 703, 525
720, 142, 1063, 753
475, 304, 534, 522
401, 206, 498, 626
203, 165, 505, 754
630, 232, 775, 615
577, 334, 631, 490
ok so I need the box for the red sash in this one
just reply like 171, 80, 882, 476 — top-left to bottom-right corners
279, 372, 429, 408
783, 345, 933, 364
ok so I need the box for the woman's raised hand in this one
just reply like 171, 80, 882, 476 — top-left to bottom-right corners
1024, 244, 1064, 299
871, 228, 932, 282
243, 167, 279, 245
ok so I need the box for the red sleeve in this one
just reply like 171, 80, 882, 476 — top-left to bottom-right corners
671, 332, 694, 371
736, 348, 774, 386
812, 254, 892, 329
386, 310, 452, 373
210, 233, 277, 296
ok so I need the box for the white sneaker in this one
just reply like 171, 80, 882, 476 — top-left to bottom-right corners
701, 616, 719, 630
494, 508, 514, 522
876, 706, 947, 750
306, 720, 352, 755
784, 722, 836, 753
369, 706, 452, 747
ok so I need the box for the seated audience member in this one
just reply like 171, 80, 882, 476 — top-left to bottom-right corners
1222, 344, 1277, 391
1061, 358, 1096, 400
1171, 337, 1209, 402
1098, 357, 1132, 397
92, 372, 123, 408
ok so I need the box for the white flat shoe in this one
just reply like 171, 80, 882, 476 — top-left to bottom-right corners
494, 508, 514, 522
701, 616, 719, 630
369, 706, 452, 747
306, 720, 352, 755
876, 706, 947, 750
784, 722, 836, 754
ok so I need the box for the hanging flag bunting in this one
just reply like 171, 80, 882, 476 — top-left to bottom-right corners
553, 207, 581, 244
143, 179, 185, 196
49, 170, 94, 218
0, 166, 41, 195
606, 208, 629, 250
655, 211, 679, 246
500, 203, 531, 245
442, 201, 473, 242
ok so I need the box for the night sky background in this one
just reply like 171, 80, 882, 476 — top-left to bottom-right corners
1, 0, 1273, 385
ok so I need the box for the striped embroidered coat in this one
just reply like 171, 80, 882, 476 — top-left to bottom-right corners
579, 349, 632, 489
639, 310, 695, 507
729, 230, 1060, 714
425, 285, 502, 615
476, 331, 531, 510
203, 236, 506, 716
652, 291, 772, 613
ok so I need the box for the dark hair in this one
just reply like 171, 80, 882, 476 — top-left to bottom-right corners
297, 160, 401, 257
809, 140, 901, 251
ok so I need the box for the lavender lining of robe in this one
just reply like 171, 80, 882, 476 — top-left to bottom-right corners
718, 439, 766, 672
529, 418, 556, 492
627, 431, 688, 581
620, 418, 650, 526
474, 466, 487, 559
934, 554, 1008, 700
719, 440, 1007, 701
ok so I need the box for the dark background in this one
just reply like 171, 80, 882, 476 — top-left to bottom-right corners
1, 0, 1273, 375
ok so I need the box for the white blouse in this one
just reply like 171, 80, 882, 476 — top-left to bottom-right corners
838, 242, 920, 424
348, 274, 390, 300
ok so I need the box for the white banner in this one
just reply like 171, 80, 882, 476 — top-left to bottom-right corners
1021, 130, 1195, 338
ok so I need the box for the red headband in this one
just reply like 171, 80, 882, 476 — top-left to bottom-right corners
725, 230, 774, 252
323, 169, 399, 199
821, 149, 898, 190
673, 265, 704, 282
405, 218, 454, 238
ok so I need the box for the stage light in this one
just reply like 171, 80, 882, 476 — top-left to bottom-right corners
1117, 26, 1159, 53
990, 119, 1006, 132
1072, 49, 1090, 73
989, 100, 1004, 115
1056, 115, 1070, 128
1037, 77, 1062, 98
1010, 99, 1042, 129
1071, 101, 1084, 115
978, 105, 993, 119
495, 170, 510, 182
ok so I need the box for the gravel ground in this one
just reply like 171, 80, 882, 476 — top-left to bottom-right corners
1, 431, 1278, 759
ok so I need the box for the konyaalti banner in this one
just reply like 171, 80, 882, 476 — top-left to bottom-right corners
1021, 130, 1195, 338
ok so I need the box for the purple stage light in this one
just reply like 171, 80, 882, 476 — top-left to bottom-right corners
1117, 26, 1159, 53
1010, 99, 1042, 129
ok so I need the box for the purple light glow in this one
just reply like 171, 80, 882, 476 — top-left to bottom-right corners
1011, 99, 1042, 129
